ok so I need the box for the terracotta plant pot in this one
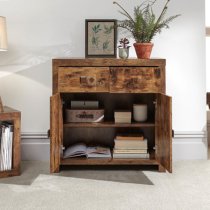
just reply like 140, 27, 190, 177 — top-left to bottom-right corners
133, 43, 154, 59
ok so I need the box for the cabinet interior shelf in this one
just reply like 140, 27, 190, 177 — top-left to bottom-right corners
0, 106, 21, 178
50, 58, 172, 173
61, 158, 158, 165
0, 169, 20, 178
61, 150, 156, 165
63, 121, 155, 128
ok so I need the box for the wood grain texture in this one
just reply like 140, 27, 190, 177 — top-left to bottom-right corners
52, 58, 165, 94
53, 58, 165, 67
0, 169, 20, 178
155, 94, 172, 173
58, 67, 109, 93
110, 67, 163, 93
63, 122, 155, 128
158, 164, 166, 172
61, 155, 158, 166
207, 92, 210, 108
51, 58, 171, 173
0, 106, 21, 178
0, 96, 3, 112
50, 94, 62, 173
12, 111, 21, 176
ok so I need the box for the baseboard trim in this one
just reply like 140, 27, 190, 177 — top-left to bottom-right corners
173, 131, 208, 161
174, 131, 207, 139
21, 132, 50, 161
20, 131, 208, 161
21, 132, 48, 139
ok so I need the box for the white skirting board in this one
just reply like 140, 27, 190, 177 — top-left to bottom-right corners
20, 131, 208, 161
173, 131, 208, 161
21, 132, 50, 161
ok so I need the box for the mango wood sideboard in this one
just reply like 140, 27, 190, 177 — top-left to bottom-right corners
50, 58, 172, 173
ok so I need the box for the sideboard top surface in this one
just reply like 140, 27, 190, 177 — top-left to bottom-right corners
53, 58, 166, 67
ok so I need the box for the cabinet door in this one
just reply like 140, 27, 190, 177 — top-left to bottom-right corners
58, 67, 109, 92
50, 93, 62, 173
155, 93, 172, 172
110, 67, 164, 93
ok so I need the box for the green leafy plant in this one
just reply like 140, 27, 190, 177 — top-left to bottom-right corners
92, 36, 99, 47
104, 25, 114, 34
103, 40, 110, 50
113, 0, 180, 43
92, 24, 102, 34
91, 24, 102, 47
118, 38, 130, 48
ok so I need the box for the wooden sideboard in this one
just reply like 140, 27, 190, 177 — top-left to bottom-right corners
0, 106, 21, 178
207, 92, 210, 108
50, 58, 172, 173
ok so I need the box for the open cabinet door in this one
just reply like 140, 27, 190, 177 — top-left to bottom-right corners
156, 93, 172, 172
50, 93, 62, 173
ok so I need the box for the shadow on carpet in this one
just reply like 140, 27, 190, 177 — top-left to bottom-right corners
59, 166, 154, 185
0, 161, 154, 185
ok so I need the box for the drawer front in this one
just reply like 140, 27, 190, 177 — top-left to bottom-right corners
58, 67, 109, 92
110, 67, 163, 93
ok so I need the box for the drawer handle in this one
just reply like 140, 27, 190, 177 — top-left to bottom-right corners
80, 76, 87, 84
80, 76, 96, 87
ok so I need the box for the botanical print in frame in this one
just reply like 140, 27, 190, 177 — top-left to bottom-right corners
85, 19, 117, 58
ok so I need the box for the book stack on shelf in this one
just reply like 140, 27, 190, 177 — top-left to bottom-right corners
0, 121, 14, 171
63, 143, 111, 159
65, 100, 104, 123
114, 111, 131, 123
113, 134, 149, 159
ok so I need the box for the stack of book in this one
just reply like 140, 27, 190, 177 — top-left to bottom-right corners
0, 122, 14, 171
113, 134, 149, 159
114, 111, 131, 123
63, 143, 111, 159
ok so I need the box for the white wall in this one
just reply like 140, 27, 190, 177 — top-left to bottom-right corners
0, 0, 207, 159
206, 0, 210, 91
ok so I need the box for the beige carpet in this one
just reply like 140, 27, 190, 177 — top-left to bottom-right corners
0, 160, 210, 209
0, 161, 153, 185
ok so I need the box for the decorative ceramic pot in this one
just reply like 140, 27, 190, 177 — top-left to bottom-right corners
133, 104, 147, 122
118, 48, 129, 59
133, 43, 153, 59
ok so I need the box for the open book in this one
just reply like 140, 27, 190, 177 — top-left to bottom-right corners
63, 143, 111, 159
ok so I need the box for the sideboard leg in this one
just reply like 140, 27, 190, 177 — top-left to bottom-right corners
158, 164, 166, 172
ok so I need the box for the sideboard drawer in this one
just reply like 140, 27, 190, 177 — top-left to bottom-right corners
58, 67, 110, 92
110, 67, 163, 93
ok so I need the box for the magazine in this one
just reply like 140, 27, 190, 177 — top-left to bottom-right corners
63, 143, 111, 159
0, 122, 14, 171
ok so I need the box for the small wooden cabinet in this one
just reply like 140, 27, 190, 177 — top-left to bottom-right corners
0, 106, 21, 178
50, 58, 172, 173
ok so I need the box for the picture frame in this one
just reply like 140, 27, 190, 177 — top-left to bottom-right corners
85, 19, 117, 58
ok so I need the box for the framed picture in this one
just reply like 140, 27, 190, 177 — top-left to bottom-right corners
85, 19, 117, 58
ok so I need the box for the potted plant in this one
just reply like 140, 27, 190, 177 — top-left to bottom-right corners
118, 37, 130, 59
113, 0, 180, 59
